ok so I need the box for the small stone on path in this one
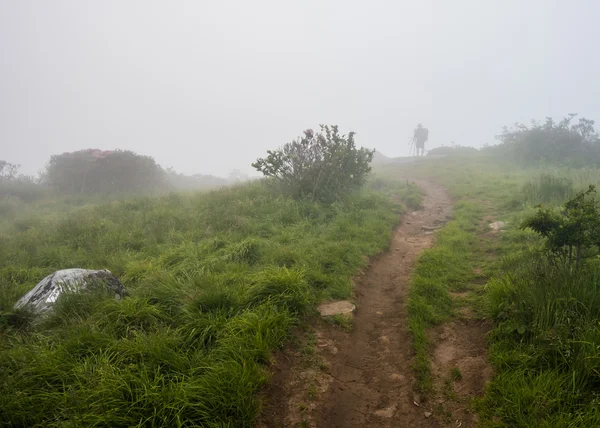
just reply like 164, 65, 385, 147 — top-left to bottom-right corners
374, 405, 396, 418
489, 221, 506, 230
425, 411, 432, 419
413, 393, 421, 406
317, 300, 356, 316
390, 373, 405, 381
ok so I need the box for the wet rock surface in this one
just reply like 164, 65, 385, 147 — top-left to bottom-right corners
14, 269, 127, 314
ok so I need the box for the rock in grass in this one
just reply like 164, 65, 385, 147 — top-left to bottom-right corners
317, 300, 356, 316
489, 221, 507, 231
14, 269, 127, 315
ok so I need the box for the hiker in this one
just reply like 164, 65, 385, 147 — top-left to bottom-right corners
412, 124, 429, 156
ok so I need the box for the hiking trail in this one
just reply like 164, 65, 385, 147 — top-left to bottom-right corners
260, 180, 488, 428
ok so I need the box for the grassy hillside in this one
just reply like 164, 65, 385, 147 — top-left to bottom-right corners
0, 179, 421, 427
377, 156, 600, 427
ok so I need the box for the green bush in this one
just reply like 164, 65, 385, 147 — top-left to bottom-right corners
487, 114, 600, 166
522, 185, 600, 270
252, 125, 374, 202
45, 149, 165, 194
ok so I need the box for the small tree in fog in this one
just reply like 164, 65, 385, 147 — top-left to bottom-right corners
0, 161, 20, 181
252, 125, 374, 202
45, 149, 165, 194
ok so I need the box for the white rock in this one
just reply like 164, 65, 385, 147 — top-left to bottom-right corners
317, 300, 356, 316
489, 221, 507, 231
14, 269, 127, 315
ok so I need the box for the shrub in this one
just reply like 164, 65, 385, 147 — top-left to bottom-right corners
522, 185, 600, 271
44, 149, 165, 194
488, 114, 600, 166
252, 125, 374, 202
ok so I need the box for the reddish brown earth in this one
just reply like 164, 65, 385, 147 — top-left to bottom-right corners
258, 180, 490, 428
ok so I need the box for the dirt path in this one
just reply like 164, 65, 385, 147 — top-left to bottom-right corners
260, 180, 455, 427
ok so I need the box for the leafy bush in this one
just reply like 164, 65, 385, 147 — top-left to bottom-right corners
45, 149, 165, 194
488, 114, 600, 166
252, 125, 374, 202
522, 185, 600, 270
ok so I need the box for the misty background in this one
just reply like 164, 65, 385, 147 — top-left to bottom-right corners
2, 0, 599, 177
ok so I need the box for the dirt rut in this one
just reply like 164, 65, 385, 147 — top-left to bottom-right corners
303, 180, 451, 427
260, 180, 455, 427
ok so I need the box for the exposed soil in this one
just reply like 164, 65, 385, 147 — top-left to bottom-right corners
429, 319, 492, 427
258, 180, 490, 428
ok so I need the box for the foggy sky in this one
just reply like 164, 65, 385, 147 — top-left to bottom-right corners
2, 1, 600, 177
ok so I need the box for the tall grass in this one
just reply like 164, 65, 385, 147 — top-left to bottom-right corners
521, 173, 574, 205
479, 243, 600, 427
0, 179, 421, 427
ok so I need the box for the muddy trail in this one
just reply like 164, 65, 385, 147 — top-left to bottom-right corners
259, 180, 486, 428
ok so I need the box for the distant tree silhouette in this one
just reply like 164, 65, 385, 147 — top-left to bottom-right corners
492, 114, 600, 166
45, 149, 165, 194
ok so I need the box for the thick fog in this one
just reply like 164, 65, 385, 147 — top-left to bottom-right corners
2, 0, 600, 177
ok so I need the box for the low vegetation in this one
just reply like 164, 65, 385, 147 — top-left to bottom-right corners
377, 115, 600, 425
0, 180, 420, 427
0, 125, 424, 427
5, 114, 600, 426
479, 182, 600, 427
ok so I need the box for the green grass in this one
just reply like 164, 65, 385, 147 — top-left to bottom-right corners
378, 155, 600, 425
324, 313, 354, 332
450, 367, 463, 382
0, 179, 422, 427
520, 173, 574, 205
477, 244, 600, 426
474, 170, 600, 427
